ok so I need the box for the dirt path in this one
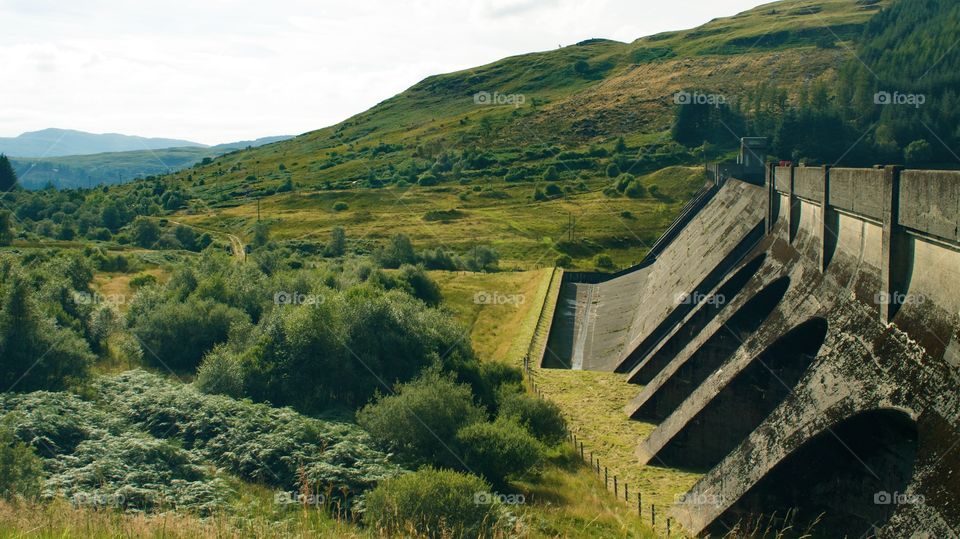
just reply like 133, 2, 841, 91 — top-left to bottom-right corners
226, 233, 246, 262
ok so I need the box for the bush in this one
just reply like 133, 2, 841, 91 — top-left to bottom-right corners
0, 416, 44, 500
129, 273, 157, 289
418, 173, 440, 186
624, 180, 646, 198
455, 418, 544, 485
396, 264, 442, 306
131, 216, 160, 248
544, 183, 563, 197
195, 345, 244, 398
606, 163, 621, 177
497, 391, 567, 445
0, 274, 92, 392
904, 139, 933, 165
357, 370, 486, 467
130, 297, 249, 371
555, 254, 573, 267
542, 165, 560, 181
333, 201, 349, 212
594, 253, 615, 270
364, 467, 496, 538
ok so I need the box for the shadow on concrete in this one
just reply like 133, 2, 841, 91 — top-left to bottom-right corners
707, 408, 919, 538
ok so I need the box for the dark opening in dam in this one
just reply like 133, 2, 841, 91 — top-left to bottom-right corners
630, 276, 790, 421
653, 317, 828, 471
630, 253, 768, 385
707, 408, 919, 538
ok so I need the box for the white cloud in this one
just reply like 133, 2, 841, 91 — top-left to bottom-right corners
0, 0, 764, 145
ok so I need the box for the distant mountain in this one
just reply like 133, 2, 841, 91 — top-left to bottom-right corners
10, 135, 293, 189
0, 128, 206, 158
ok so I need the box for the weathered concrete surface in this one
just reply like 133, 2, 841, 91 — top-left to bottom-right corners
670, 217, 960, 536
544, 165, 960, 537
899, 170, 960, 243
542, 179, 767, 372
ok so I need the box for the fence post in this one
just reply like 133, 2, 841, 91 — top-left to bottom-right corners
614, 476, 618, 497
604, 467, 608, 488
624, 483, 628, 502
579, 441, 584, 460
637, 492, 641, 518
667, 517, 672, 537
652, 505, 656, 527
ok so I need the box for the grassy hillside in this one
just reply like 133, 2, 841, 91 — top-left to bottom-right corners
136, 0, 885, 268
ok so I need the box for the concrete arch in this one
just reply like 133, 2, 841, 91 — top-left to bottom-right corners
630, 253, 768, 385
706, 408, 919, 537
651, 317, 828, 471
630, 276, 790, 421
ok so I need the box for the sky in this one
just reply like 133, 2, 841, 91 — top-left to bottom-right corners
0, 0, 767, 145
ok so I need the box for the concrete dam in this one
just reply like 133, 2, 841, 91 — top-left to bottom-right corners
542, 164, 960, 537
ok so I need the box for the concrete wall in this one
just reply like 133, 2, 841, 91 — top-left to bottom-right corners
899, 170, 960, 243
829, 167, 885, 219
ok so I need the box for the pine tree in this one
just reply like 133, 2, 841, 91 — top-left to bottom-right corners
0, 154, 16, 192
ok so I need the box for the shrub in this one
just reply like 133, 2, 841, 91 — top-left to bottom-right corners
333, 201, 349, 212
364, 467, 496, 538
375, 233, 417, 268
418, 173, 440, 186
606, 163, 621, 177
904, 139, 933, 165
542, 165, 560, 181
497, 391, 567, 445
240, 288, 475, 412
357, 370, 486, 468
130, 297, 249, 371
196, 345, 244, 398
455, 418, 544, 485
396, 264, 442, 306
131, 216, 160, 248
0, 274, 92, 392
595, 253, 615, 270
555, 254, 573, 267
129, 273, 157, 289
544, 183, 563, 197
0, 416, 44, 500
614, 173, 634, 192
625, 180, 646, 198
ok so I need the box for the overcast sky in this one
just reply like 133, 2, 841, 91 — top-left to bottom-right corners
0, 0, 766, 145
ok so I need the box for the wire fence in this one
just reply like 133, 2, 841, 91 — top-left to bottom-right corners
520, 268, 674, 536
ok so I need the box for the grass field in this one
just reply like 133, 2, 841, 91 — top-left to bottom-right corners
435, 269, 701, 537
179, 166, 708, 270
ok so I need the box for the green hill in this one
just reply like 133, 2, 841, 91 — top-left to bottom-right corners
7, 0, 891, 268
